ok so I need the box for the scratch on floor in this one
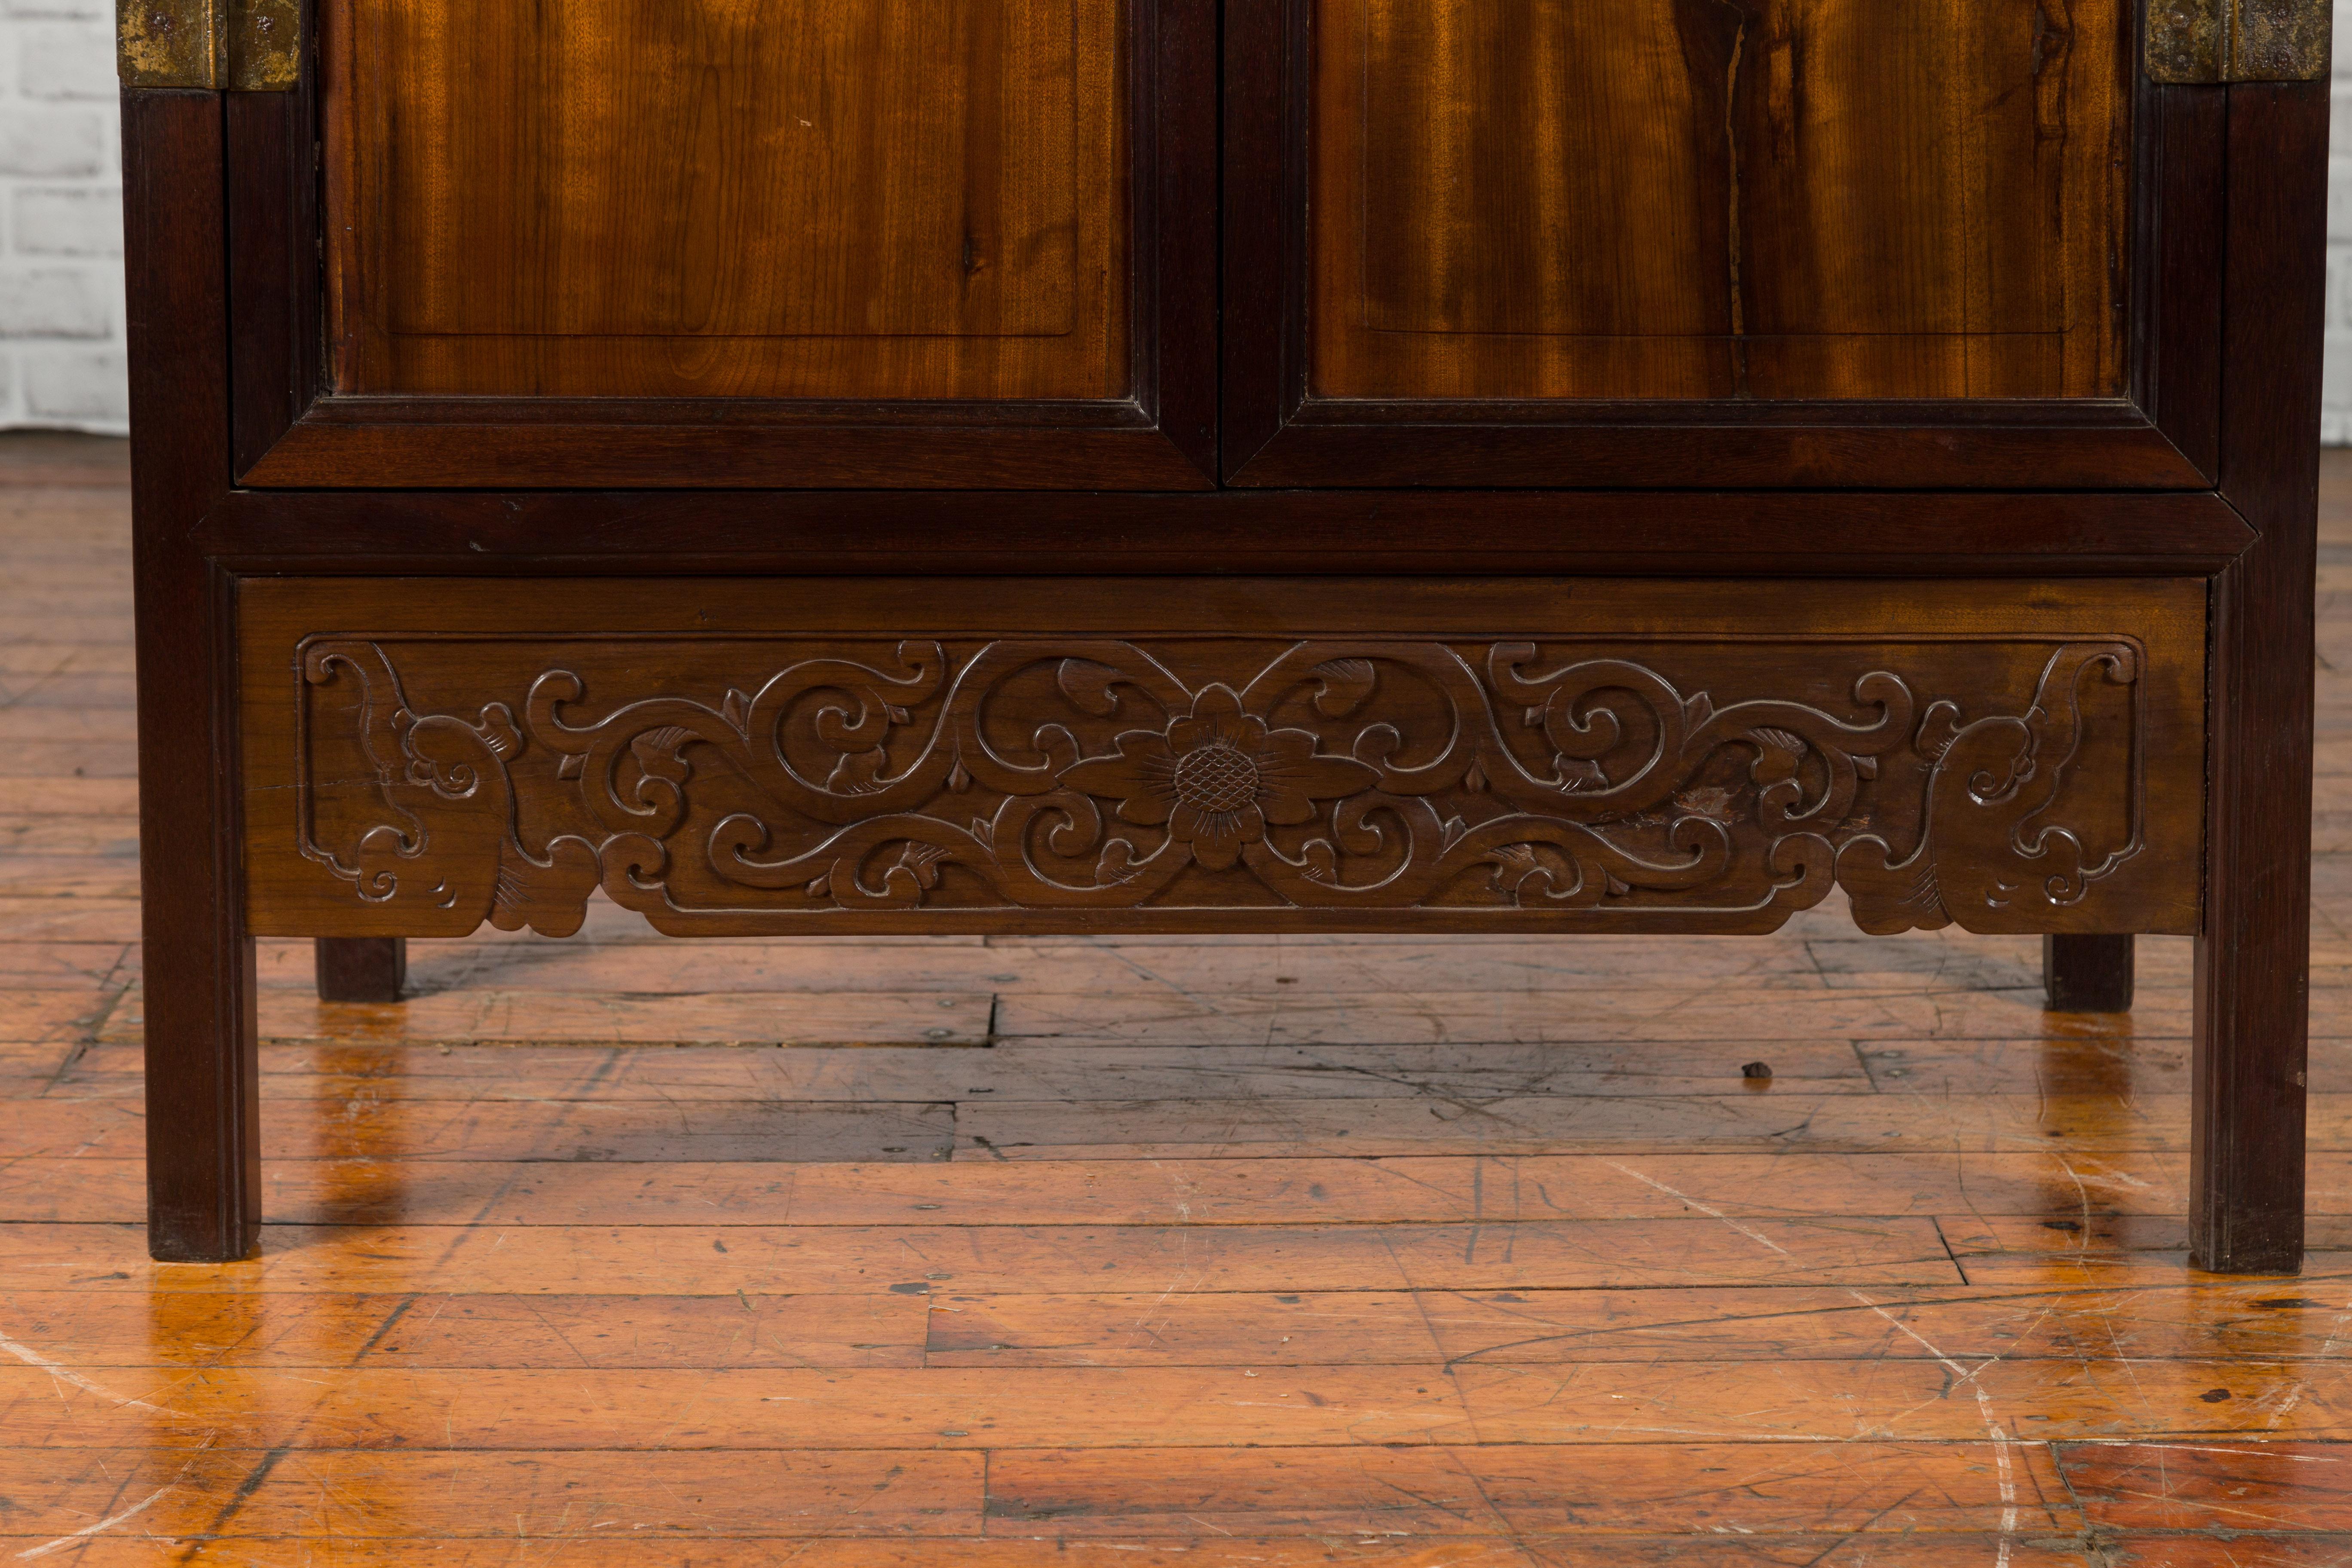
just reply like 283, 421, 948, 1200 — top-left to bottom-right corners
2258, 1382, 2307, 1430
0, 1323, 184, 1417
1133, 1268, 1207, 1337
2092, 1442, 2339, 1462
1600, 1160, 1788, 1256
1846, 1291, 2015, 1566
2317, 1299, 2352, 1359
15, 1483, 174, 1559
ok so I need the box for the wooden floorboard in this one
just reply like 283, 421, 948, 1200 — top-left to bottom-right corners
4, 436, 2352, 1560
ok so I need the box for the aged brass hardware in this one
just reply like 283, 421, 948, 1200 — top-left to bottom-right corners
229, 0, 300, 90
2148, 0, 2331, 82
117, 0, 299, 90
116, 0, 224, 88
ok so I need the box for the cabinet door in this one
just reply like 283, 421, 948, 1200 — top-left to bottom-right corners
1225, 0, 2218, 488
232, 0, 1213, 488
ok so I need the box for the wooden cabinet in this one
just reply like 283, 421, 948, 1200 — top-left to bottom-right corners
126, 0, 2324, 1272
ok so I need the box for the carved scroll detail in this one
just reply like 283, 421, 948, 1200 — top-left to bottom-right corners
294, 637, 2150, 936
1836, 644, 2144, 934
297, 643, 600, 935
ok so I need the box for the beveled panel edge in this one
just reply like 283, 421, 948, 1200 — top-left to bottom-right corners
235, 417, 1218, 493
194, 490, 2257, 579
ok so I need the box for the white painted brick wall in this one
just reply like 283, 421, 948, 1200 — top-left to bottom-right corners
2328, 6, 2352, 440
0, 0, 122, 434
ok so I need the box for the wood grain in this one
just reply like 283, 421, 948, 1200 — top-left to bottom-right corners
0, 1216, 1966, 1291
1312, 0, 2128, 401
324, 0, 1131, 400
1, 1356, 2344, 1448
1, 1537, 2121, 1566
0, 1441, 2082, 1538
20, 1145, 2334, 1227
2057, 1441, 2352, 1531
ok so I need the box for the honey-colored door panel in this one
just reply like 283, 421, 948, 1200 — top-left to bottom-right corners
1316, 0, 2127, 401
327, 0, 1130, 400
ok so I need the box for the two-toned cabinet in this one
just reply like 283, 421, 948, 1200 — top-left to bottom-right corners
119, 0, 2327, 1267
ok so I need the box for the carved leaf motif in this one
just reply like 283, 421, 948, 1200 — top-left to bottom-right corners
1916, 701, 1964, 762
827, 749, 889, 795
1310, 658, 1377, 718
1057, 658, 1130, 717
1096, 839, 1141, 884
478, 705, 524, 760
895, 841, 950, 891
1489, 843, 1540, 888
489, 837, 600, 940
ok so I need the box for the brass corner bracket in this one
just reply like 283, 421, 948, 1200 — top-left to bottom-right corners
2147, 0, 2333, 82
117, 0, 300, 91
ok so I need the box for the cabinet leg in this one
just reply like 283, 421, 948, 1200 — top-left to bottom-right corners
129, 89, 260, 1262
2187, 83, 2323, 1277
316, 937, 407, 1003
144, 919, 259, 1262
2193, 930, 2309, 1275
2043, 934, 2134, 1013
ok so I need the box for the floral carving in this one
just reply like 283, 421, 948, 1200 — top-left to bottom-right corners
291, 634, 2158, 937
1062, 685, 1379, 869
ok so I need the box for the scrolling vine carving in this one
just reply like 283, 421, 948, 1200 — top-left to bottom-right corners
292, 636, 2148, 936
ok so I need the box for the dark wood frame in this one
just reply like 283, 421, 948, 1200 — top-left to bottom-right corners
128, 31, 2320, 1274
313, 935, 404, 1002
221, 0, 1219, 491
2045, 934, 2138, 1013
1221, 0, 2228, 490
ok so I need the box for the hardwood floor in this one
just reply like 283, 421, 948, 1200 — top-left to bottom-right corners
4, 435, 2350, 1562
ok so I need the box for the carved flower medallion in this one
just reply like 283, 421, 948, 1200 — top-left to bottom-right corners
1060, 684, 1379, 870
